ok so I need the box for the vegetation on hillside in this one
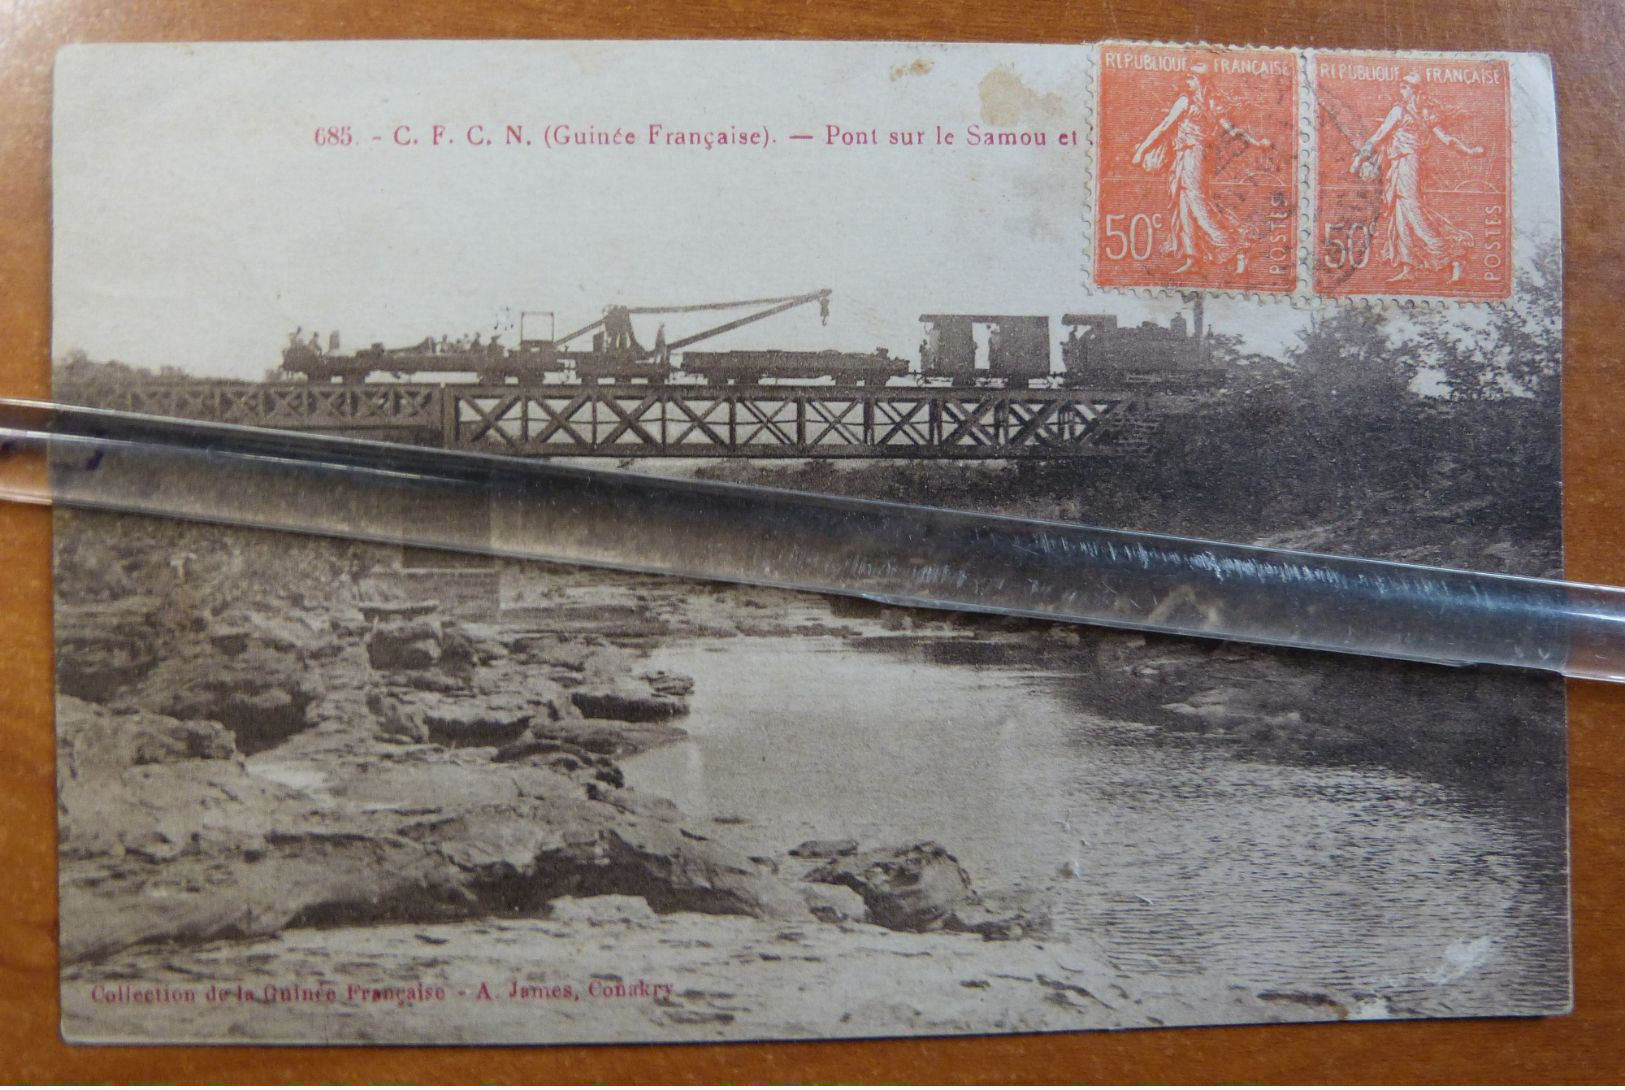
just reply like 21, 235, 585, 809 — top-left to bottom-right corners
710, 251, 1564, 576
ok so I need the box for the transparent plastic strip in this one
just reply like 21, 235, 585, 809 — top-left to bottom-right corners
3, 397, 1621, 681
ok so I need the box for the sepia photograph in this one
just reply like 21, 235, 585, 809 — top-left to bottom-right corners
48, 40, 1569, 1045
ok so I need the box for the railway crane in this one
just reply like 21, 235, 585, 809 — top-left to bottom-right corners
279, 288, 903, 386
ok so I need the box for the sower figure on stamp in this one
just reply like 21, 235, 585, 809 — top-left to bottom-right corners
1349, 72, 1486, 284
1131, 62, 1273, 276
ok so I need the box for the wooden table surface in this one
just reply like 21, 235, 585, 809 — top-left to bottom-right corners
4, 1, 1623, 1082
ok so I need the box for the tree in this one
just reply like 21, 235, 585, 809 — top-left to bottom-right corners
1405, 242, 1563, 545
1414, 240, 1561, 404
1285, 306, 1413, 410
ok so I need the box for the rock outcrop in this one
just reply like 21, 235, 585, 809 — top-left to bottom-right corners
805, 841, 977, 932
797, 880, 870, 923
367, 618, 443, 671
58, 696, 235, 772
54, 587, 790, 969
51, 520, 838, 972
54, 599, 162, 703
371, 688, 545, 748
56, 696, 303, 866
57, 695, 809, 965
801, 841, 1039, 939
789, 838, 859, 859
143, 645, 322, 755
440, 622, 510, 668
570, 685, 689, 723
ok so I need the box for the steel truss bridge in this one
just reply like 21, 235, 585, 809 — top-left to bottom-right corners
58, 382, 1156, 458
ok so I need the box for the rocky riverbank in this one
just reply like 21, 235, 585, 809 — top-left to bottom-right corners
54, 512, 1050, 974
54, 513, 1459, 1042
58, 590, 1043, 965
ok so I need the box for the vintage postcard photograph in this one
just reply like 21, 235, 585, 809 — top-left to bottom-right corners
50, 40, 1568, 1044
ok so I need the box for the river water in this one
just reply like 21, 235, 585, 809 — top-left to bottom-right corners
623, 632, 1570, 1016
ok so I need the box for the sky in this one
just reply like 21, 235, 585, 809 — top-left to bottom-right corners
51, 42, 1557, 381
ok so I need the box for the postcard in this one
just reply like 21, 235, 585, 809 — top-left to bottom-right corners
50, 40, 1568, 1044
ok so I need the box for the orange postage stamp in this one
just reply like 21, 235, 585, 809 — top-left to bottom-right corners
1094, 43, 1298, 294
1314, 54, 1512, 300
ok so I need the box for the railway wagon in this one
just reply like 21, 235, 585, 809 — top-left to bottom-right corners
918, 314, 1051, 387
680, 349, 907, 386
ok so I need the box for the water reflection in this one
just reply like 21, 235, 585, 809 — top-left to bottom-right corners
624, 634, 1570, 1016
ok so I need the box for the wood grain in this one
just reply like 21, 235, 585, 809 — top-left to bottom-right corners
4, 1, 1624, 1081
